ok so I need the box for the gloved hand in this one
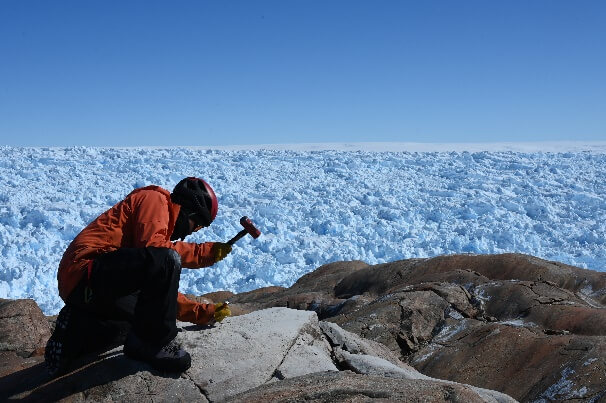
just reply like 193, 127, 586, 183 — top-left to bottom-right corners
211, 242, 232, 263
213, 302, 231, 323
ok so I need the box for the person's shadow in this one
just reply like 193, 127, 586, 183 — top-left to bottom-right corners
0, 348, 179, 402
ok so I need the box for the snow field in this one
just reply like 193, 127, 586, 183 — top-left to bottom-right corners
0, 146, 604, 315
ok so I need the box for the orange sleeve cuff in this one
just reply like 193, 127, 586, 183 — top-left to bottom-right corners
173, 241, 216, 268
177, 292, 216, 325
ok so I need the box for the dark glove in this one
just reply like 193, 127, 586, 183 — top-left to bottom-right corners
211, 242, 232, 263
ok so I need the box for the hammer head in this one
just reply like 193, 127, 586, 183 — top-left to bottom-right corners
240, 216, 261, 239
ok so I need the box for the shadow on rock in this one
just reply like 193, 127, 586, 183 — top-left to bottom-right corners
0, 350, 177, 402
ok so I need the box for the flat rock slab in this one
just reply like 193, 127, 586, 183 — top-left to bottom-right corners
2, 307, 339, 402
182, 307, 337, 401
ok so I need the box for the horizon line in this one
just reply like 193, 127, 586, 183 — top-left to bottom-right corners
3, 140, 606, 152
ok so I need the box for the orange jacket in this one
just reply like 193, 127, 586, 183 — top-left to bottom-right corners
58, 185, 216, 325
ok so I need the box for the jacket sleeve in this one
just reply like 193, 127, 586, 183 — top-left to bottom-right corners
173, 241, 216, 268
177, 292, 216, 325
132, 190, 217, 268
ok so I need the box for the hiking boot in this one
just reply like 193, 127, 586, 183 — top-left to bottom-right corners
45, 305, 85, 377
123, 332, 191, 373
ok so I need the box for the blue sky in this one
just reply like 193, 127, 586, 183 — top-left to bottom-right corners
1, 1, 605, 146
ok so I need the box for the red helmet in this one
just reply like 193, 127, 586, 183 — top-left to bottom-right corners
171, 177, 218, 226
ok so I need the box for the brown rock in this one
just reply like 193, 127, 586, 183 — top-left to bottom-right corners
219, 285, 285, 304
227, 370, 493, 402
334, 258, 426, 298
223, 253, 605, 402
197, 290, 235, 303
326, 255, 606, 402
412, 323, 606, 402
0, 351, 45, 378
0, 298, 51, 358
222, 261, 369, 318
330, 293, 403, 353
401, 282, 480, 318
0, 299, 52, 399
288, 260, 369, 294
346, 290, 449, 355
421, 254, 606, 305
477, 281, 606, 335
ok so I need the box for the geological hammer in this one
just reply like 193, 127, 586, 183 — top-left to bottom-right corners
227, 216, 261, 245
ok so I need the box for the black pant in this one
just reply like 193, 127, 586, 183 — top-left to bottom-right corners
67, 247, 182, 349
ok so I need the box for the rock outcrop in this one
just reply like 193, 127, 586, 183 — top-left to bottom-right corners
1, 253, 604, 402
0, 298, 51, 380
221, 253, 606, 402
1, 305, 514, 402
